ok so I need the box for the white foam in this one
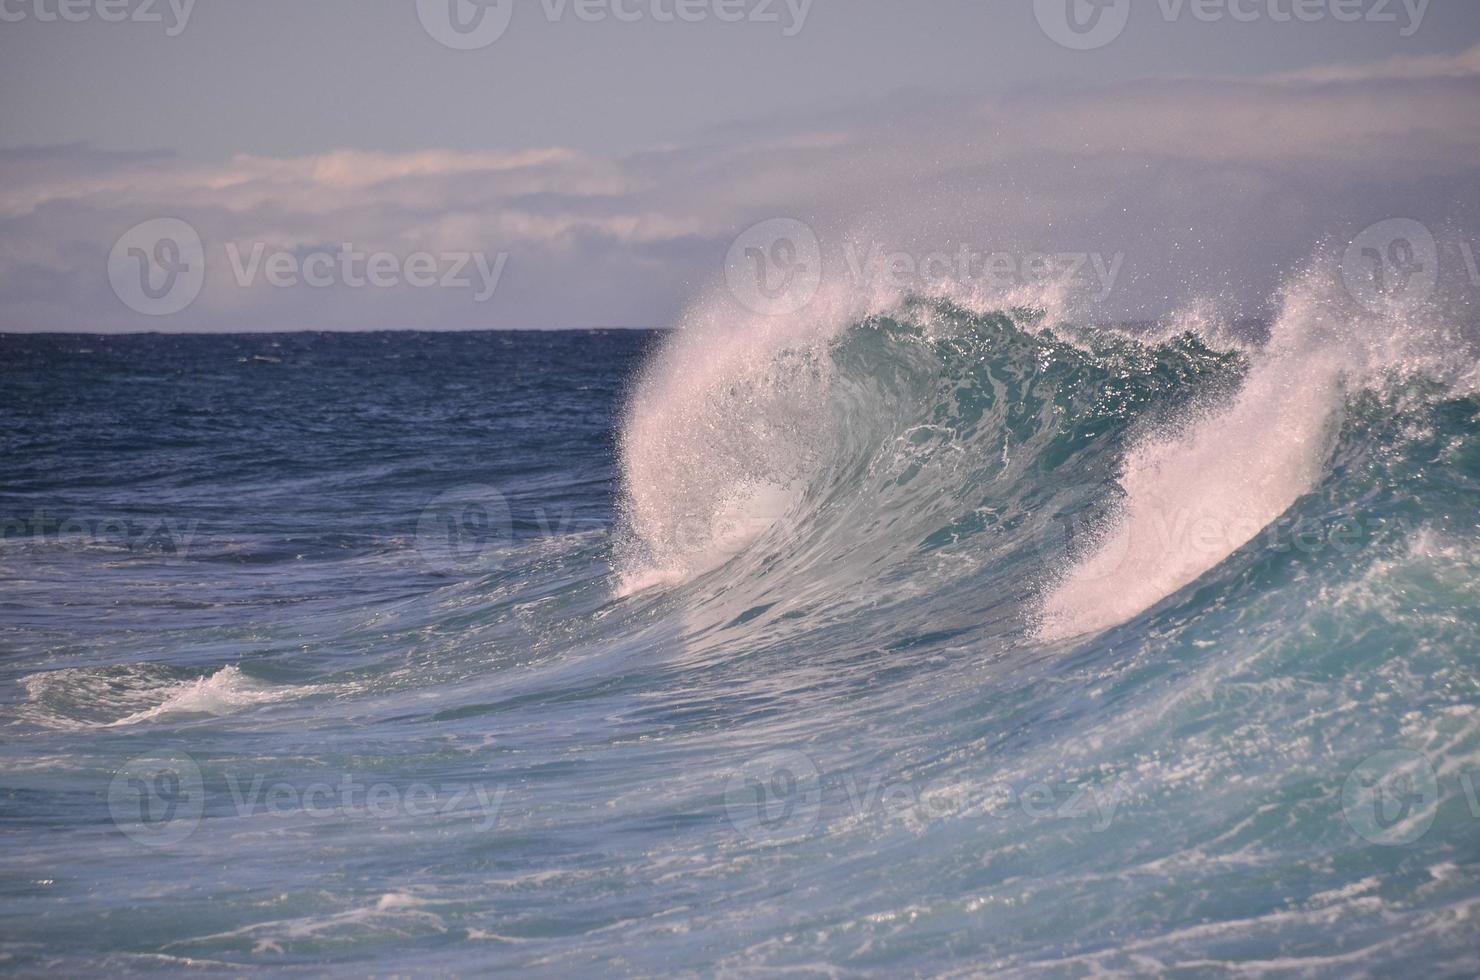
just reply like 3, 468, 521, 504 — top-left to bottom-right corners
1037, 348, 1342, 639
108, 665, 287, 726
1038, 260, 1465, 640
17, 663, 306, 730
164, 892, 446, 956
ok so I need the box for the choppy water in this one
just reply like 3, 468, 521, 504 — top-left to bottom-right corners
3, 273, 1479, 974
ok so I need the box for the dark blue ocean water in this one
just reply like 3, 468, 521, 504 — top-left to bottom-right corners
2, 320, 1478, 975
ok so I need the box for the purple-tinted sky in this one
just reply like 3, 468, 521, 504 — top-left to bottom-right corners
2, 0, 1478, 329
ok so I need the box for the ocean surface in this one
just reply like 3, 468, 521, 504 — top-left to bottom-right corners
3, 290, 1479, 974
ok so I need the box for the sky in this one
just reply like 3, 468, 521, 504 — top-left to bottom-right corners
1, 0, 1479, 330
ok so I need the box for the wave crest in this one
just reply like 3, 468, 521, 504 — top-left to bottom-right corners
616, 258, 1475, 643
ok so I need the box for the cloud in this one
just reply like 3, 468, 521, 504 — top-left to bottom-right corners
1266, 40, 1480, 83
2, 49, 1478, 331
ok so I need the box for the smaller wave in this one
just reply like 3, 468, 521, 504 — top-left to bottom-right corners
17, 663, 308, 730
1035, 339, 1342, 640
107, 665, 290, 726
1038, 260, 1473, 639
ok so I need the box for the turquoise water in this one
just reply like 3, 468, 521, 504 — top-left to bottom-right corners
2, 302, 1478, 973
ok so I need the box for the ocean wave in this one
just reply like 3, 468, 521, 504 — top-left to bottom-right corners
615, 255, 1478, 648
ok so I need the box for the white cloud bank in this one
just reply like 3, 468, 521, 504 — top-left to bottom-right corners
2, 44, 1478, 331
